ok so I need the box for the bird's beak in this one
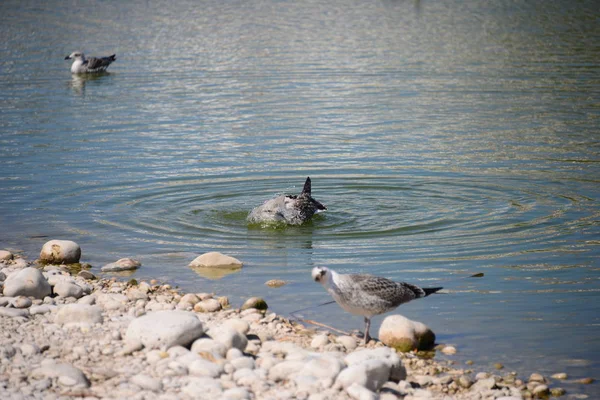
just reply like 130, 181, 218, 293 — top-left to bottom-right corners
64, 55, 71, 60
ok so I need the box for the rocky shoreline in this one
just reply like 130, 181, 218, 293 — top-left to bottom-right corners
0, 244, 590, 400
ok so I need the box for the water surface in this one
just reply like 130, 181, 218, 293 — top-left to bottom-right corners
1, 0, 599, 395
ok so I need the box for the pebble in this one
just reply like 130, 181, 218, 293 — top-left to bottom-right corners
126, 310, 205, 350
551, 372, 568, 380
32, 362, 90, 388
0, 250, 13, 261
54, 281, 84, 298
11, 296, 32, 308
0, 307, 29, 318
130, 373, 163, 392
311, 334, 330, 349
241, 296, 268, 311
575, 377, 595, 384
441, 345, 457, 355
54, 303, 103, 326
265, 279, 288, 288
194, 298, 222, 312
101, 257, 142, 272
207, 325, 248, 352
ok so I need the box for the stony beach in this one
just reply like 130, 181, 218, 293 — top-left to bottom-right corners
0, 241, 591, 400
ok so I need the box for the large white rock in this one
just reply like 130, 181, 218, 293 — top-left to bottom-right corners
189, 252, 243, 268
3, 267, 52, 299
101, 258, 141, 272
54, 304, 103, 326
378, 314, 435, 352
126, 310, 205, 350
39, 240, 81, 264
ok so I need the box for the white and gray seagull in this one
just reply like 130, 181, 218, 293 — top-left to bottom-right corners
248, 177, 327, 225
65, 51, 116, 74
312, 266, 443, 345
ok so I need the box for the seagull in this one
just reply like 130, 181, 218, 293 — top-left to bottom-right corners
312, 266, 442, 345
247, 177, 327, 225
64, 51, 116, 73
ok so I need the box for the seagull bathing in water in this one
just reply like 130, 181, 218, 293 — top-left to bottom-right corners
65, 51, 116, 73
247, 177, 327, 225
312, 266, 443, 345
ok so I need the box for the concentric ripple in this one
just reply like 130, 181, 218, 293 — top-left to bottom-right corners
63, 171, 594, 270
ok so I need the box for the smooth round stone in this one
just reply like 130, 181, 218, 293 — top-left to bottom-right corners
189, 252, 242, 268
441, 345, 457, 355
101, 258, 141, 272
0, 250, 13, 261
77, 270, 97, 280
223, 318, 250, 335
458, 375, 473, 388
337, 335, 358, 351
230, 356, 255, 371
551, 372, 568, 380
126, 310, 205, 350
191, 338, 228, 358
32, 362, 90, 388
335, 359, 391, 392
39, 240, 81, 264
550, 387, 566, 396
3, 267, 52, 299
54, 281, 84, 299
529, 373, 546, 383
194, 298, 221, 313
379, 315, 435, 352
207, 325, 248, 352
29, 304, 55, 315
0, 307, 29, 318
11, 296, 32, 308
226, 348, 244, 360
241, 296, 268, 311
532, 384, 549, 397
189, 359, 224, 378
55, 304, 103, 326
264, 279, 287, 288
222, 387, 250, 400
179, 293, 200, 307
131, 373, 163, 392
311, 334, 330, 349
21, 343, 41, 357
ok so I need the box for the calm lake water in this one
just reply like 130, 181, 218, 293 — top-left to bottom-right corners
1, 0, 599, 395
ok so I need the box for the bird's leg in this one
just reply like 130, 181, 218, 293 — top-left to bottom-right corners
363, 317, 371, 345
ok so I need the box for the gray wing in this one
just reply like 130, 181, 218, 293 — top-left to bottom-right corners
86, 55, 116, 70
349, 274, 425, 307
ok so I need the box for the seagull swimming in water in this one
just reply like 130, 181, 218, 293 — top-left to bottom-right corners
247, 177, 327, 225
65, 51, 116, 73
312, 266, 443, 345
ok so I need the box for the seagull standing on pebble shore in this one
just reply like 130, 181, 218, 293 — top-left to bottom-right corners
312, 266, 443, 345
65, 51, 117, 73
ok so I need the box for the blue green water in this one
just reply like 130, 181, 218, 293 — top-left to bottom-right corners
1, 0, 598, 395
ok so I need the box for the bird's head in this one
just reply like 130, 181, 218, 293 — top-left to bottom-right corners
65, 51, 84, 61
312, 266, 329, 284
